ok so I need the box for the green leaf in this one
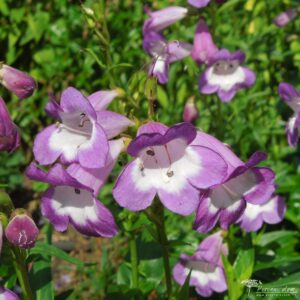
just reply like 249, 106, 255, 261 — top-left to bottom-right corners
177, 269, 191, 300
234, 249, 254, 281
29, 242, 86, 267
256, 231, 298, 247
157, 86, 168, 108
262, 272, 300, 289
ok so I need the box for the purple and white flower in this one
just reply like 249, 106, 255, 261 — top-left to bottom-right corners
143, 31, 192, 84
26, 163, 118, 237
0, 287, 19, 300
143, 6, 188, 33
274, 8, 297, 28
113, 122, 228, 216
192, 19, 218, 65
199, 49, 256, 102
5, 212, 39, 249
0, 97, 20, 153
173, 231, 227, 297
33, 87, 132, 168
192, 132, 276, 232
278, 83, 300, 147
183, 98, 199, 123
0, 64, 36, 99
237, 195, 286, 232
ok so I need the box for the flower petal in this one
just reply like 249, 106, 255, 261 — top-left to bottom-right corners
168, 42, 192, 63
87, 90, 118, 112
96, 111, 133, 139
112, 160, 156, 211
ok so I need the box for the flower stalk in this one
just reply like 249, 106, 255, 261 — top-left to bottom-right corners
11, 246, 34, 300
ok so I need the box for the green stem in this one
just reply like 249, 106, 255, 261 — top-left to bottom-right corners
146, 201, 172, 299
129, 234, 139, 289
11, 247, 34, 300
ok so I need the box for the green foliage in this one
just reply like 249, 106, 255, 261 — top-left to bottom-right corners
1, 0, 300, 299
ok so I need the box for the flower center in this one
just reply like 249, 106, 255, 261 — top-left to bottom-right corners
213, 60, 239, 75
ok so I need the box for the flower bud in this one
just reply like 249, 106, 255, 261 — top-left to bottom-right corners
5, 211, 38, 249
274, 8, 297, 28
0, 64, 36, 99
183, 98, 199, 123
0, 287, 19, 300
0, 97, 20, 153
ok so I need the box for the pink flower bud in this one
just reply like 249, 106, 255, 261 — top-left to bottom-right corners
0, 97, 20, 153
274, 8, 297, 28
5, 212, 38, 249
0, 64, 36, 99
183, 98, 199, 123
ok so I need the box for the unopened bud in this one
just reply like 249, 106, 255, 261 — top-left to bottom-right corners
5, 210, 38, 249
0, 64, 36, 99
183, 98, 199, 123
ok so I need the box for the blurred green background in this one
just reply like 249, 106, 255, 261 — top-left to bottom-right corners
1, 0, 300, 299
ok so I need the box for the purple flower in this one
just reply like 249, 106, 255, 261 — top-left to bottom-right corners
0, 97, 20, 153
183, 98, 199, 123
143, 31, 192, 84
143, 6, 188, 33
192, 19, 218, 65
199, 49, 256, 102
274, 8, 297, 28
278, 83, 300, 147
173, 231, 227, 297
188, 0, 226, 8
0, 287, 19, 300
237, 195, 286, 232
5, 212, 39, 249
0, 64, 36, 99
26, 163, 118, 237
112, 122, 228, 216
33, 87, 132, 168
192, 132, 276, 232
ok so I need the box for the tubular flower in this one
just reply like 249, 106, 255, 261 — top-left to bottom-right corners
192, 19, 218, 65
274, 8, 297, 27
143, 6, 188, 33
278, 83, 300, 147
143, 31, 192, 84
237, 195, 286, 232
0, 97, 20, 153
26, 163, 118, 238
113, 122, 228, 216
0, 287, 19, 300
192, 132, 276, 233
5, 212, 39, 249
173, 231, 228, 297
33, 87, 132, 168
199, 49, 256, 102
0, 64, 36, 99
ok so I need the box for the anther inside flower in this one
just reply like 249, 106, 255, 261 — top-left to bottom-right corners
113, 122, 228, 216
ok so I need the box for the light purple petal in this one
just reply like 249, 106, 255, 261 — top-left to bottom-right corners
274, 8, 297, 27
0, 287, 20, 300
60, 87, 97, 120
87, 90, 119, 112
192, 19, 218, 65
112, 160, 156, 211
167, 42, 192, 63
143, 6, 188, 32
189, 145, 228, 189
33, 124, 61, 165
137, 122, 168, 135
278, 82, 300, 111
157, 182, 201, 216
188, 0, 210, 8
45, 93, 62, 119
